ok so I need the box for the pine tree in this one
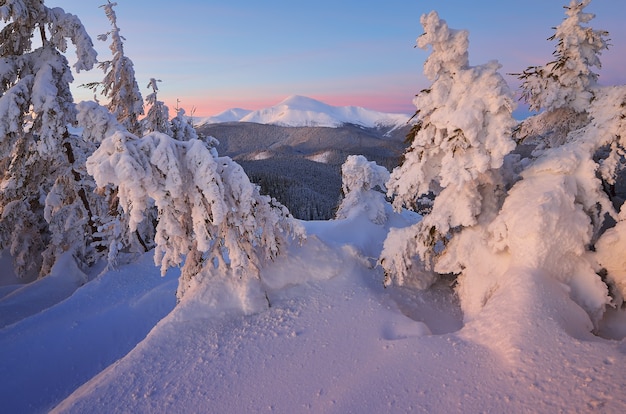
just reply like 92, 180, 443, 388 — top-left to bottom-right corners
517, 0, 608, 113
87, 131, 304, 311
440, 0, 617, 324
380, 11, 516, 288
170, 100, 199, 141
514, 0, 609, 149
88, 0, 143, 135
504, 0, 623, 320
75, 100, 155, 268
142, 78, 172, 135
0, 1, 100, 278
579, 84, 626, 309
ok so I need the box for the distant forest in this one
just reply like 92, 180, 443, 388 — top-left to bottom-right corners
239, 158, 343, 221
198, 122, 411, 220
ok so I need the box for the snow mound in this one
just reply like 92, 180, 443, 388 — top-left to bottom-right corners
202, 95, 410, 128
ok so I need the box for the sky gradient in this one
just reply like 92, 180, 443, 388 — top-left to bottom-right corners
52, 0, 626, 117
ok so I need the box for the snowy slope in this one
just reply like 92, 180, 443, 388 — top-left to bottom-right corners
0, 254, 179, 413
200, 95, 410, 128
1, 207, 625, 413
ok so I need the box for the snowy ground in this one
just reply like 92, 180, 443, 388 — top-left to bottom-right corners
1, 210, 626, 413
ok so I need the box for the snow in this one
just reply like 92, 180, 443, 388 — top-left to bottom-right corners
198, 95, 410, 129
1, 207, 625, 413
0, 253, 179, 413
2, 4, 626, 414
250, 150, 273, 160
0, 252, 87, 329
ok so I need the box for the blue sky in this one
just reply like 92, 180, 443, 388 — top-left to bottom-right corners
52, 0, 626, 116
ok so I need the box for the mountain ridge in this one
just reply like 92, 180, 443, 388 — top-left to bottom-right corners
196, 95, 410, 128
195, 121, 412, 220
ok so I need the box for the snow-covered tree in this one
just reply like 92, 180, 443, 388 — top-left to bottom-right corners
170, 101, 199, 141
76, 100, 125, 144
471, 89, 622, 326
384, 4, 624, 328
87, 131, 304, 311
89, 0, 143, 135
142, 78, 172, 135
143, 84, 199, 140
75, 100, 155, 268
493, 1, 623, 323
336, 155, 389, 224
581, 85, 626, 308
381, 11, 516, 287
517, 0, 608, 113
485, 141, 613, 324
514, 0, 609, 149
0, 1, 100, 278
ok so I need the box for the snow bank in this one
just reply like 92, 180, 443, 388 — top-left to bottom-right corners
0, 253, 178, 413
0, 253, 87, 329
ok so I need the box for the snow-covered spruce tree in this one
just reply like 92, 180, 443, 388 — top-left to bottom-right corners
76, 100, 125, 144
75, 100, 155, 268
0, 1, 100, 278
514, 0, 609, 149
479, 0, 622, 325
580, 86, 626, 308
88, 0, 143, 136
336, 155, 389, 225
142, 78, 172, 135
170, 101, 199, 141
482, 94, 622, 326
380, 11, 516, 289
87, 132, 304, 311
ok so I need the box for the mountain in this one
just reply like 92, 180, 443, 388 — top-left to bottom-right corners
196, 117, 412, 221
197, 122, 409, 165
195, 108, 252, 124
198, 95, 410, 128
195, 96, 413, 221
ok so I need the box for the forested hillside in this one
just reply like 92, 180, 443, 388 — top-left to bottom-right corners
197, 122, 411, 219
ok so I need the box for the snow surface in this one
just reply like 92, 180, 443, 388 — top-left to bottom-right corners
196, 95, 410, 128
1, 206, 625, 413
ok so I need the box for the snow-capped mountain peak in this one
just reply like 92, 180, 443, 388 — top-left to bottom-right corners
199, 95, 410, 128
275, 95, 333, 111
196, 108, 253, 124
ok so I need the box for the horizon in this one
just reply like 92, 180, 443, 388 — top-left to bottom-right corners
46, 0, 626, 117
196, 94, 414, 118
